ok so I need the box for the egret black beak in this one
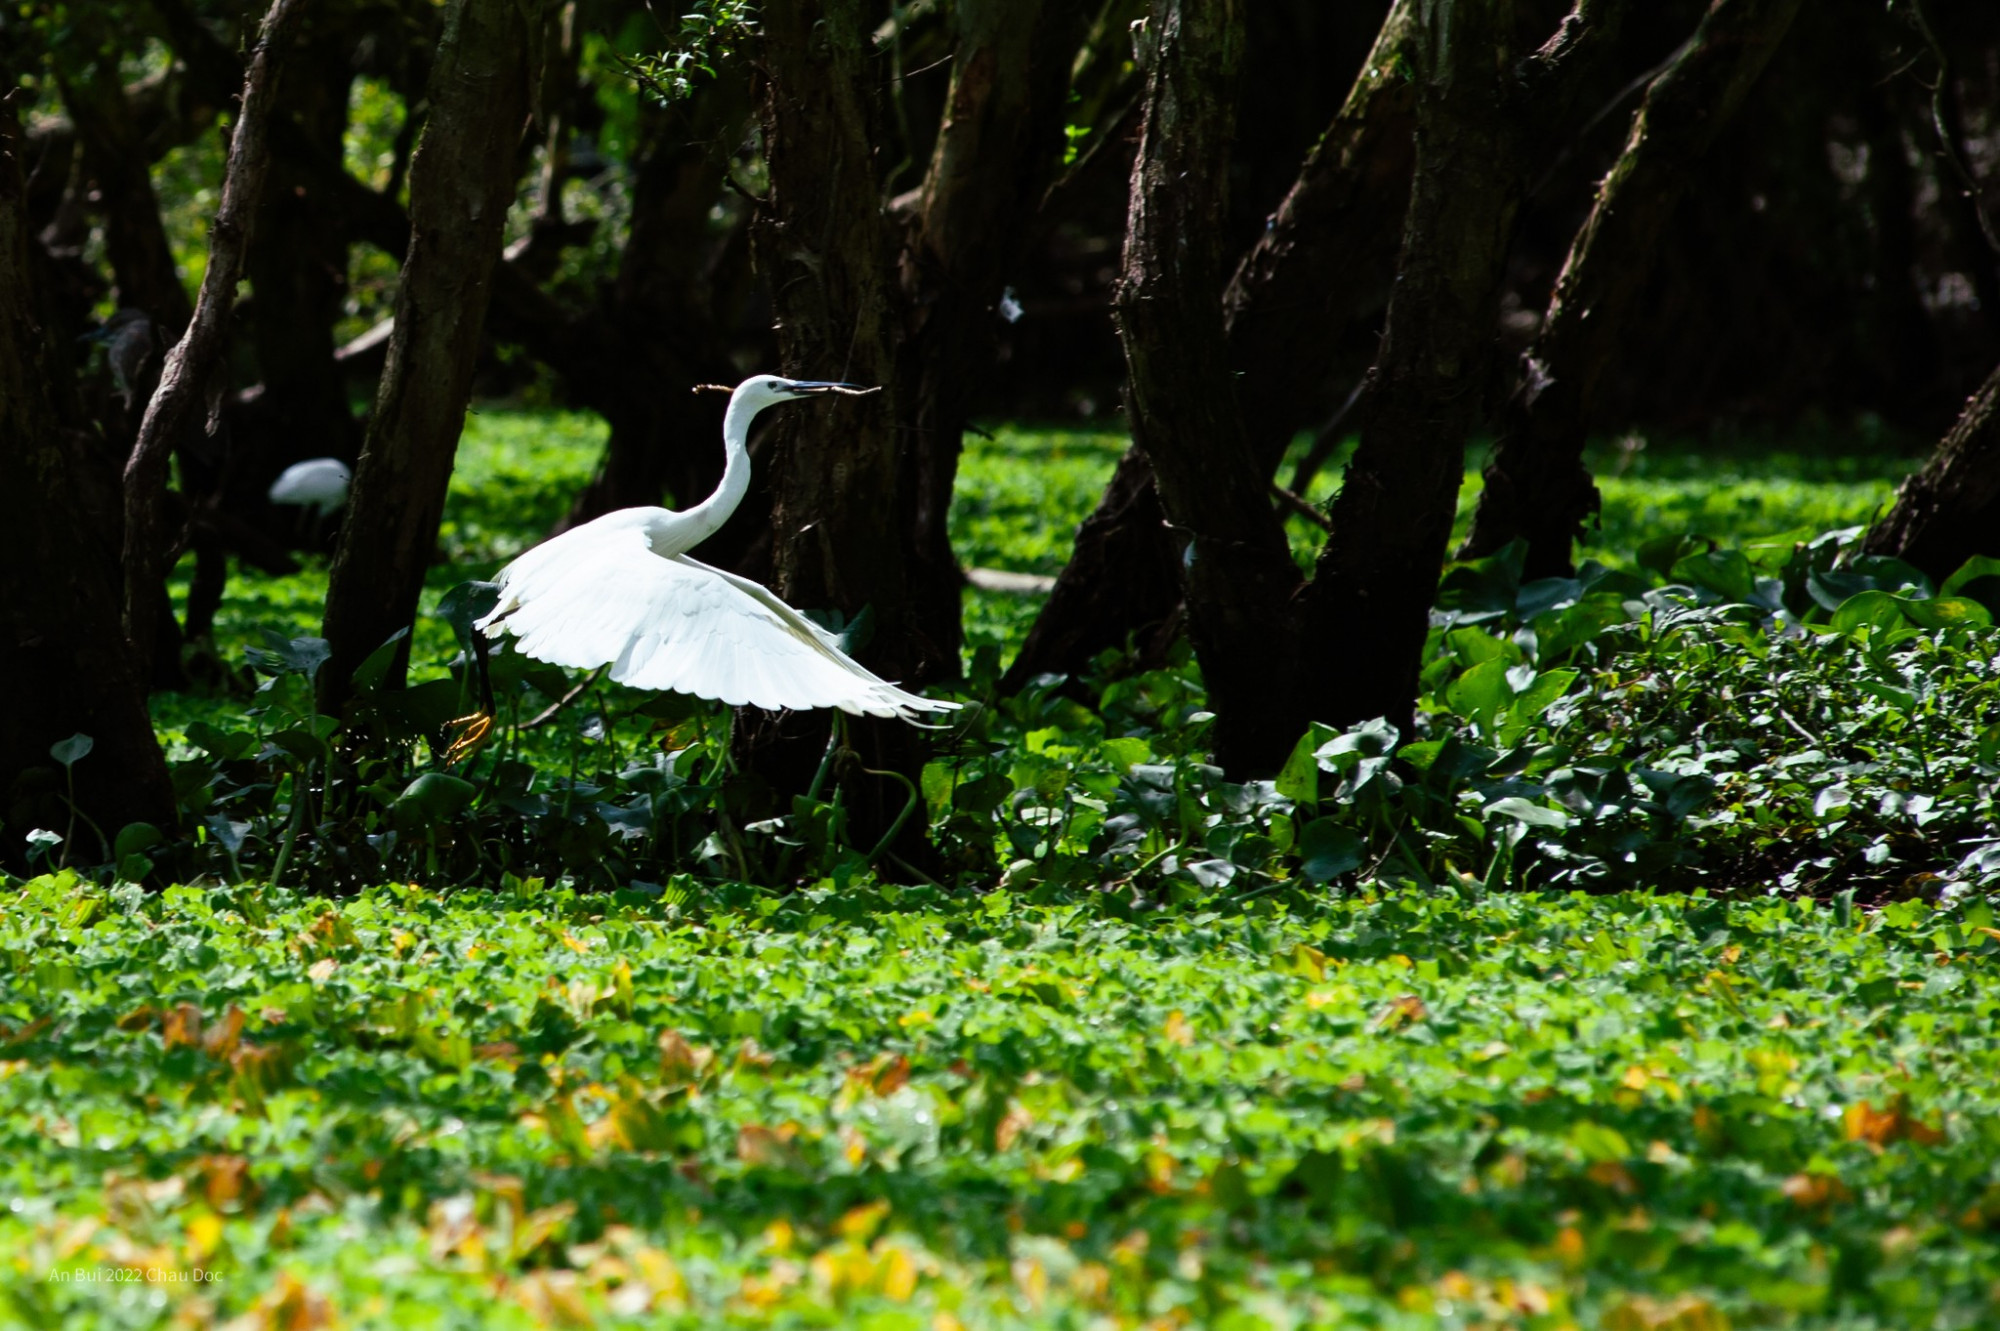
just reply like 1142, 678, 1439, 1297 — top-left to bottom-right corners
787, 380, 877, 397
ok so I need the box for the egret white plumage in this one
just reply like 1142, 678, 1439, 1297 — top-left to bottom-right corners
475, 375, 959, 722
268, 458, 353, 517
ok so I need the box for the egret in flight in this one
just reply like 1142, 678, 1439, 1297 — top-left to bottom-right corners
475, 376, 958, 722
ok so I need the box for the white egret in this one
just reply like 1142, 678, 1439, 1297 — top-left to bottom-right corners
268, 458, 353, 517
475, 376, 959, 722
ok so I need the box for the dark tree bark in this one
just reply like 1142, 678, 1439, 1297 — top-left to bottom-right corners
1092, 0, 1616, 772
0, 95, 172, 867
1111, 0, 1303, 774
742, 0, 1084, 852
122, 0, 309, 687
54, 30, 194, 338
1003, 0, 1418, 692
555, 88, 750, 532
1461, 0, 1806, 576
1863, 359, 2000, 581
1294, 0, 1619, 738
321, 0, 538, 706
243, 14, 361, 475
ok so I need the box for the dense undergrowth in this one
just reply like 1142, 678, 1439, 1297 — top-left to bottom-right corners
18, 412, 2000, 1328
48, 416, 1991, 908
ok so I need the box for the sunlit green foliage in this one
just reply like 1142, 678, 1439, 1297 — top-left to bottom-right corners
6, 876, 2000, 1327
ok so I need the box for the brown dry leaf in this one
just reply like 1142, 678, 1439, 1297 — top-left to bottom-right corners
223, 1270, 336, 1331
657, 1029, 704, 1085
202, 1006, 246, 1059
1373, 993, 1428, 1032
1601, 1291, 1730, 1331
1844, 1097, 1945, 1149
994, 1100, 1033, 1152
162, 1003, 204, 1050
736, 1123, 799, 1169
1782, 1171, 1851, 1209
199, 1154, 251, 1209
1587, 1160, 1639, 1196
116, 1006, 159, 1032
869, 1053, 912, 1096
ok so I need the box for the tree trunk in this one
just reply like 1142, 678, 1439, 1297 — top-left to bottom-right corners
1003, 0, 1418, 691
1291, 0, 1620, 737
121, 0, 307, 690
894, 0, 1091, 676
321, 0, 538, 706
743, 0, 1083, 856
55, 37, 194, 338
1112, 0, 1305, 775
557, 89, 750, 531
1863, 359, 2000, 581
1461, 0, 1806, 576
243, 17, 361, 476
0, 96, 171, 869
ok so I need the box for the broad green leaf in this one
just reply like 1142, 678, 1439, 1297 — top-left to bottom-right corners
1297, 819, 1363, 882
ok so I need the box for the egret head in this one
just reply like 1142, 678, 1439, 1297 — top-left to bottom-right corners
726, 375, 874, 414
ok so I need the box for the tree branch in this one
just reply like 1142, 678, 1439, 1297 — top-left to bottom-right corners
121, 0, 310, 679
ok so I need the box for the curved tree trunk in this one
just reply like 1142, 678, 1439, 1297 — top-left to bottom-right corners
1112, 0, 1304, 775
0, 96, 171, 869
321, 0, 538, 706
1003, 0, 1418, 692
1291, 0, 1542, 739
741, 0, 1084, 856
1863, 359, 2000, 581
1460, 0, 1806, 576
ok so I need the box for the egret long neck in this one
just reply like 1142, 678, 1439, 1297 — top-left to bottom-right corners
676, 391, 761, 550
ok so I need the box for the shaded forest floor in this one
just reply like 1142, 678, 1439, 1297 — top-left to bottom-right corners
20, 416, 2000, 1328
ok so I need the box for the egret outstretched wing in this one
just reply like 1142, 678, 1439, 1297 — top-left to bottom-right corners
477, 517, 956, 720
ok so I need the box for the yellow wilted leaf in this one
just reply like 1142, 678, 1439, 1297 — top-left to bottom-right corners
307, 958, 338, 985
510, 1202, 577, 1261
1013, 1254, 1048, 1309
1164, 1010, 1195, 1047
514, 1270, 593, 1328
837, 1200, 891, 1242
880, 1245, 919, 1301
869, 1054, 911, 1096
116, 1006, 159, 1032
1587, 1160, 1639, 1195
560, 931, 591, 954
1290, 943, 1326, 982
632, 1247, 689, 1310
185, 1211, 223, 1263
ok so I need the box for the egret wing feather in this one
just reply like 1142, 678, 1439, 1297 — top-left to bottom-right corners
479, 518, 958, 719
